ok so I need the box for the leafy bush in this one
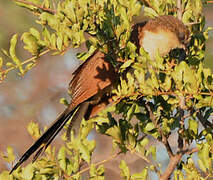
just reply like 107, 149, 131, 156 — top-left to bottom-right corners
0, 0, 213, 179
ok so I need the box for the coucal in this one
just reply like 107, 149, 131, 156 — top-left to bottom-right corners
10, 15, 190, 173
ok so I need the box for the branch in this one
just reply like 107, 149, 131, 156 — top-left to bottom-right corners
66, 152, 121, 178
11, 0, 56, 14
145, 103, 174, 158
176, 0, 182, 20
160, 153, 182, 180
140, 0, 158, 13
182, 147, 199, 155
178, 96, 185, 150
160, 146, 199, 180
186, 22, 200, 26
126, 145, 150, 163
159, 96, 186, 180
1, 49, 50, 79
196, 110, 213, 130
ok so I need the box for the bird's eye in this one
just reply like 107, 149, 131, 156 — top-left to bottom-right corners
179, 32, 185, 41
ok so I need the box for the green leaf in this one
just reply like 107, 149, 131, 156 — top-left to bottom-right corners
198, 143, 212, 171
77, 140, 91, 163
120, 60, 134, 72
140, 138, 149, 147
188, 118, 198, 136
0, 171, 12, 180
144, 122, 155, 132
89, 164, 105, 178
43, 0, 50, 8
80, 119, 94, 139
144, 7, 158, 18
146, 146, 156, 160
198, 159, 207, 172
119, 160, 130, 179
131, 167, 148, 180
25, 63, 35, 71
39, 12, 58, 28
56, 36, 63, 51
1, 146, 15, 163
22, 164, 34, 180
27, 122, 40, 139
105, 126, 121, 142
9, 34, 24, 75
57, 146, 66, 171
126, 104, 136, 120
162, 76, 171, 91
29, 28, 41, 40
21, 32, 40, 55
6, 62, 14, 68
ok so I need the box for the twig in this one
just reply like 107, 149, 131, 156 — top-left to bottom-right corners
52, 0, 57, 11
183, 147, 199, 155
178, 96, 185, 150
196, 110, 213, 130
186, 22, 200, 26
1, 49, 50, 75
145, 103, 174, 158
11, 0, 56, 14
126, 145, 150, 163
159, 96, 186, 180
68, 152, 121, 178
176, 0, 182, 20
140, 0, 158, 13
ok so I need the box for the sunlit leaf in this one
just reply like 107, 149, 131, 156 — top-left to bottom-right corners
9, 34, 24, 74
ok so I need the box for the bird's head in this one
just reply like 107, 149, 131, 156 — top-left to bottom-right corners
135, 15, 190, 60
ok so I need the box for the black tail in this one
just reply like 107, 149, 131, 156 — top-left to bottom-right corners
9, 107, 76, 174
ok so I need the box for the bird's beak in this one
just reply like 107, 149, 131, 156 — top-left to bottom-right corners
184, 37, 191, 55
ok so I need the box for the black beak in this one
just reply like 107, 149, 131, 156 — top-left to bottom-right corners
184, 37, 191, 55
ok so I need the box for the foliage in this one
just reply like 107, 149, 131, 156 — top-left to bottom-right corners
0, 0, 213, 180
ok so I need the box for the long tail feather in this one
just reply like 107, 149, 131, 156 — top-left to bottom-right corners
10, 107, 76, 174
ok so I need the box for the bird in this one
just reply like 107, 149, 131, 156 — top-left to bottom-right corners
10, 15, 190, 174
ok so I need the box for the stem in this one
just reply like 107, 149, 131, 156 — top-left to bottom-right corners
3, 49, 50, 75
196, 110, 213, 129
145, 103, 174, 158
176, 0, 182, 20
11, 0, 56, 14
159, 96, 186, 180
140, 0, 158, 13
160, 154, 182, 180
68, 152, 120, 178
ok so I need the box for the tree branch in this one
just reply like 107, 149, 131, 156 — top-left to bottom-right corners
160, 153, 182, 180
196, 110, 213, 130
11, 0, 56, 14
145, 103, 174, 157
1, 49, 50, 79
159, 146, 199, 180
67, 152, 121, 178
140, 0, 158, 13
176, 0, 182, 20
159, 96, 186, 180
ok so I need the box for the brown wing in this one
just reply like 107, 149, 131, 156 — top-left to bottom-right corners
68, 51, 116, 109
